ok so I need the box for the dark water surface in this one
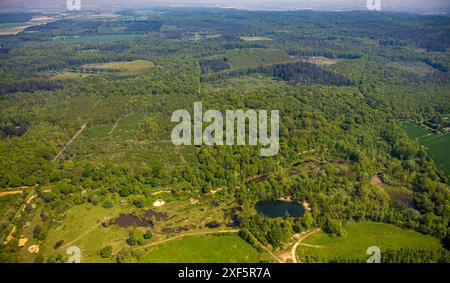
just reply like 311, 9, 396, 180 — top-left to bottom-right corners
255, 200, 305, 218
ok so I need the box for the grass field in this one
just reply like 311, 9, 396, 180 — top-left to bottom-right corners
240, 36, 272, 42
0, 16, 50, 35
141, 235, 265, 263
36, 195, 239, 263
297, 222, 443, 262
391, 62, 436, 75
38, 204, 129, 263
402, 121, 450, 178
50, 72, 92, 81
304, 56, 339, 66
0, 23, 32, 35
82, 60, 154, 74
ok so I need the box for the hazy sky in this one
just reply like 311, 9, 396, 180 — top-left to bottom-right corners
0, 0, 449, 13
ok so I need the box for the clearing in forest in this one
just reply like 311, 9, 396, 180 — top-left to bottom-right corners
297, 222, 443, 262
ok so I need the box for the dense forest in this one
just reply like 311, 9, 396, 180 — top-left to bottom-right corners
0, 8, 449, 263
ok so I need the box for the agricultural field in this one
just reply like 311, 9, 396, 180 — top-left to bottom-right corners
0, 16, 50, 35
0, 22, 31, 35
297, 223, 444, 263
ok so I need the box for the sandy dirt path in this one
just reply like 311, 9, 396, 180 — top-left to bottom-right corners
299, 243, 322, 248
244, 231, 283, 263
21, 194, 36, 212
3, 225, 16, 245
52, 123, 87, 162
0, 191, 23, 197
150, 189, 171, 195
63, 223, 104, 249
291, 228, 321, 263
108, 119, 120, 135
3, 188, 37, 244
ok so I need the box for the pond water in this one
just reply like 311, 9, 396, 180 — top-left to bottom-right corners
116, 214, 149, 228
144, 209, 168, 221
255, 200, 304, 218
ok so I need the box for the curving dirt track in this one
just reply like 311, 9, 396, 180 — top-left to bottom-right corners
291, 228, 321, 263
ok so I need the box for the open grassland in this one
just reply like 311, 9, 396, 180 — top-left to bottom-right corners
63, 13, 119, 20
240, 36, 272, 42
38, 204, 129, 263
0, 22, 40, 35
304, 56, 339, 66
141, 235, 265, 263
0, 15, 52, 35
71, 112, 196, 168
37, 195, 239, 262
82, 60, 155, 74
50, 72, 92, 81
402, 121, 450, 177
297, 222, 443, 262
391, 62, 437, 75
0, 22, 29, 35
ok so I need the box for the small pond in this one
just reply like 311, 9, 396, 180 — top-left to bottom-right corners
255, 200, 304, 218
116, 214, 149, 228
144, 209, 168, 221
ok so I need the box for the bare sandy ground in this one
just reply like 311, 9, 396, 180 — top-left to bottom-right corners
370, 174, 384, 188
291, 228, 321, 263
18, 237, 28, 247
0, 191, 23, 197
3, 225, 16, 245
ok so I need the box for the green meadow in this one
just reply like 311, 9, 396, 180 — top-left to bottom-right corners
297, 222, 443, 262
402, 121, 450, 179
38, 204, 129, 263
141, 235, 265, 263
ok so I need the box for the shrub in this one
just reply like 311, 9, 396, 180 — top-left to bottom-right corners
100, 246, 113, 258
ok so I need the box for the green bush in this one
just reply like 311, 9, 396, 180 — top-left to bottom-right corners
100, 246, 113, 258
